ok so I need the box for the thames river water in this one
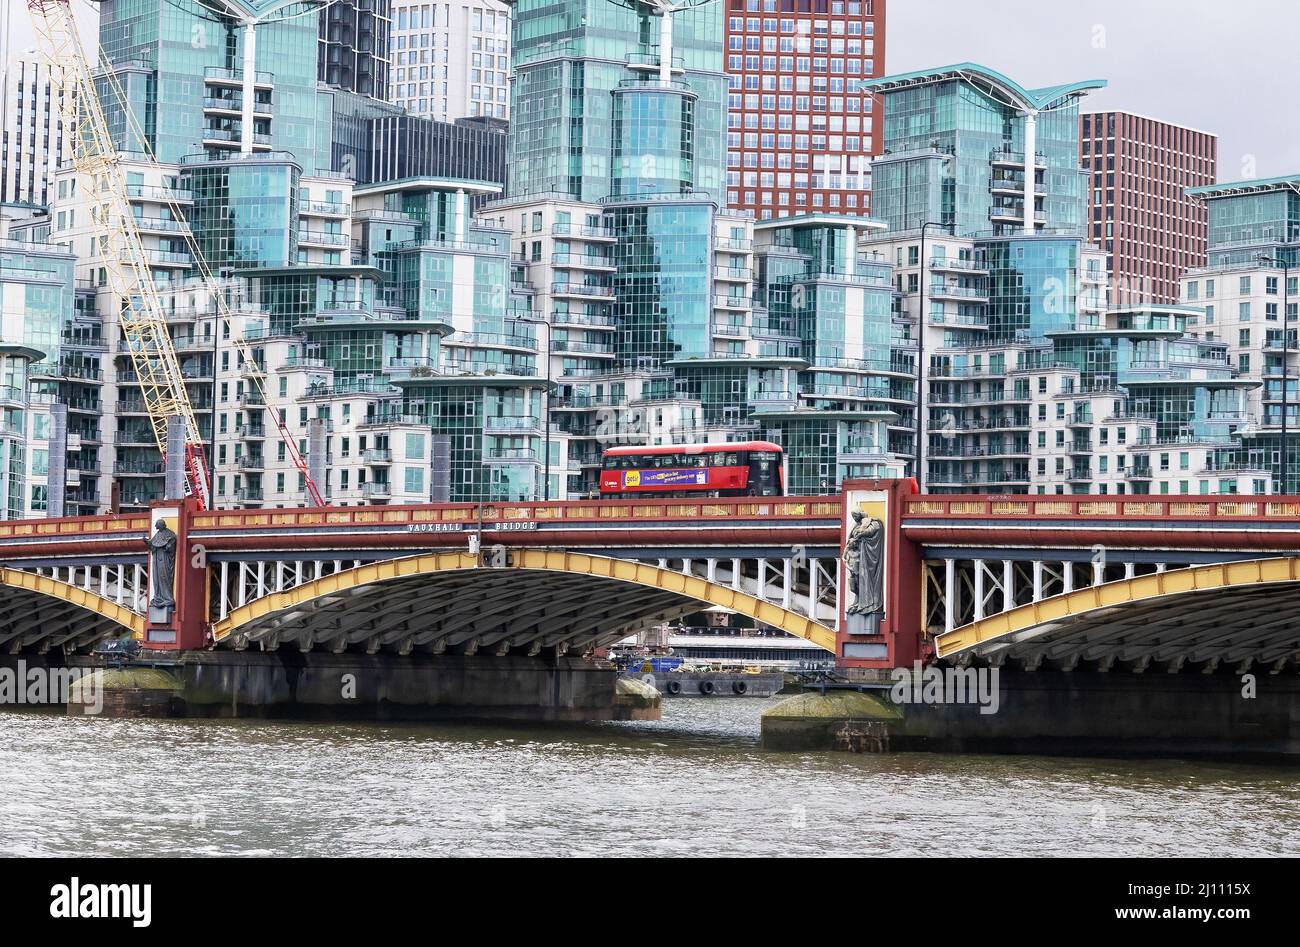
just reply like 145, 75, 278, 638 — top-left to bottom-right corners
1, 698, 1296, 857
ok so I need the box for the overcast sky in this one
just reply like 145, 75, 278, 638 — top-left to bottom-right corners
887, 0, 1299, 181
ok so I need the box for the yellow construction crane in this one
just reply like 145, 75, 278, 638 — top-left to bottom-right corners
27, 0, 327, 508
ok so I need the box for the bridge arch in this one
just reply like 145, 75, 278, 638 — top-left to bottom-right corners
936, 557, 1300, 670
211, 550, 837, 654
0, 566, 144, 652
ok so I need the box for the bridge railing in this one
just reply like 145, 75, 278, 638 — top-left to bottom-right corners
0, 513, 150, 540
190, 497, 843, 531
903, 495, 1300, 521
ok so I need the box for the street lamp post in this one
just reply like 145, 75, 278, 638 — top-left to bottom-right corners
1259, 255, 1293, 493
914, 220, 947, 491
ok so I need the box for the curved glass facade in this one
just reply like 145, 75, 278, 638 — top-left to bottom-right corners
611, 87, 695, 197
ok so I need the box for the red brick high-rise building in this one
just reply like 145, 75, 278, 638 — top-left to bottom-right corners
1080, 111, 1217, 304
724, 0, 885, 221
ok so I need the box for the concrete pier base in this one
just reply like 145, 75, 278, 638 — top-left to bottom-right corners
67, 668, 185, 718
7, 652, 660, 723
762, 669, 1300, 759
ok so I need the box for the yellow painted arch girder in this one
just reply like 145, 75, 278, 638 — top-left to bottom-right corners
936, 556, 1300, 659
212, 550, 838, 651
0, 566, 145, 638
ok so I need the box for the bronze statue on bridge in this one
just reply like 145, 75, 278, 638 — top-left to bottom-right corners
146, 519, 177, 622
845, 509, 884, 634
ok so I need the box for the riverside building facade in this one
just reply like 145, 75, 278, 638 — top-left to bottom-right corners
1181, 174, 1300, 492
861, 63, 1262, 496
487, 0, 907, 496
4, 3, 1286, 520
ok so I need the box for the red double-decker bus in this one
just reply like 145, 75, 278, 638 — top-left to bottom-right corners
599, 441, 785, 498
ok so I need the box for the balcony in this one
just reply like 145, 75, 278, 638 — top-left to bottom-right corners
300, 201, 350, 217
114, 427, 156, 446
552, 253, 616, 270
201, 128, 273, 150
928, 284, 989, 302
384, 356, 439, 380
203, 96, 273, 116
134, 249, 193, 268
170, 335, 213, 353
714, 267, 752, 282
361, 448, 391, 464
135, 216, 188, 235
748, 390, 799, 410
839, 442, 893, 464
485, 415, 541, 433
239, 456, 265, 471
551, 338, 615, 357
551, 282, 614, 299
204, 66, 274, 88
989, 206, 1049, 224
298, 230, 350, 248
990, 149, 1046, 169
928, 312, 990, 329
551, 223, 617, 241
237, 423, 266, 439
361, 481, 391, 499
114, 461, 165, 476
486, 448, 540, 463
551, 312, 615, 329
126, 184, 193, 204
989, 178, 1047, 195
804, 383, 891, 400
929, 257, 989, 275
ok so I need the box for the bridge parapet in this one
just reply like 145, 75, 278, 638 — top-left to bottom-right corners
903, 494, 1300, 554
